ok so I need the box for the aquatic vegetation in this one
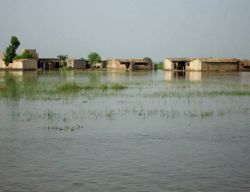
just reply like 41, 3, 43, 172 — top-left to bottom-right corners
45, 124, 83, 132
110, 83, 128, 90
201, 111, 213, 118
1, 73, 20, 99
82, 84, 95, 90
99, 84, 109, 90
57, 82, 82, 92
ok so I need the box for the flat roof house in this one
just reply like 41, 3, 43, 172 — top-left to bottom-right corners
107, 58, 153, 70
37, 58, 60, 70
67, 59, 86, 69
0, 52, 37, 71
164, 58, 240, 72
164, 58, 192, 71
189, 58, 240, 71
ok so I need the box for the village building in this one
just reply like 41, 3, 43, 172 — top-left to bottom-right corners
37, 58, 61, 70
0, 52, 37, 70
164, 58, 240, 72
22, 49, 39, 58
66, 58, 87, 69
189, 58, 240, 71
107, 59, 153, 70
240, 60, 250, 71
164, 58, 192, 71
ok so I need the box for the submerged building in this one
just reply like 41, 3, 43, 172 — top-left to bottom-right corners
189, 58, 240, 71
164, 58, 192, 71
66, 59, 86, 69
37, 58, 61, 70
240, 60, 250, 71
164, 58, 240, 72
107, 58, 153, 70
0, 51, 37, 70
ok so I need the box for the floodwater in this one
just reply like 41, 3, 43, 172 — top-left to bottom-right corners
0, 70, 250, 192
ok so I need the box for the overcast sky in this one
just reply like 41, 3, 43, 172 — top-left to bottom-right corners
0, 0, 250, 61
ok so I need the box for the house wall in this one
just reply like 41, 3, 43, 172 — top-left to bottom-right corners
107, 60, 126, 70
22, 49, 38, 58
240, 60, 250, 71
13, 59, 37, 70
0, 59, 37, 70
164, 59, 174, 70
189, 60, 202, 71
186, 63, 191, 71
189, 60, 239, 71
0, 58, 5, 68
202, 62, 239, 71
132, 63, 153, 70
67, 59, 86, 69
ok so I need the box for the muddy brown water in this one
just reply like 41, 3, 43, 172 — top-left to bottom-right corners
0, 70, 250, 192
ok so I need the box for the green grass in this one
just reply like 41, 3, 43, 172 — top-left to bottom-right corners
57, 82, 82, 92
59, 66, 71, 72
99, 84, 109, 90
83, 84, 95, 90
110, 83, 128, 90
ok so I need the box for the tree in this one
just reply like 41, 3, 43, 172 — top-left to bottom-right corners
88, 52, 101, 66
143, 57, 153, 65
3, 36, 20, 66
57, 54, 68, 66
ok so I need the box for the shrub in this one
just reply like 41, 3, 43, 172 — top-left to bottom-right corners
14, 52, 33, 60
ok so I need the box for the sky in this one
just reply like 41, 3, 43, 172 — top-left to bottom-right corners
0, 0, 250, 61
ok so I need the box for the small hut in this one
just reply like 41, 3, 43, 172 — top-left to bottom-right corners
67, 59, 86, 69
164, 58, 192, 71
107, 58, 153, 70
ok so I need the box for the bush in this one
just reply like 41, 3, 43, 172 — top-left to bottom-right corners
14, 52, 33, 60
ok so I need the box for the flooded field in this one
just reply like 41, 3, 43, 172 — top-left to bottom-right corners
0, 70, 250, 192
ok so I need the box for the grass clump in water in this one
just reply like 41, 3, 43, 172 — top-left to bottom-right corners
57, 82, 82, 93
110, 83, 128, 90
99, 84, 109, 91
83, 85, 95, 90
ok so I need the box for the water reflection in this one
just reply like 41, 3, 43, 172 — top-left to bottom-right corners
0, 71, 37, 82
164, 71, 212, 81
1, 73, 20, 99
0, 72, 38, 100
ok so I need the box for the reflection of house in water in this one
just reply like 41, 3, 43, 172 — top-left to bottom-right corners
107, 59, 153, 70
0, 71, 38, 83
37, 58, 60, 70
163, 71, 185, 81
164, 58, 241, 72
164, 71, 209, 81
